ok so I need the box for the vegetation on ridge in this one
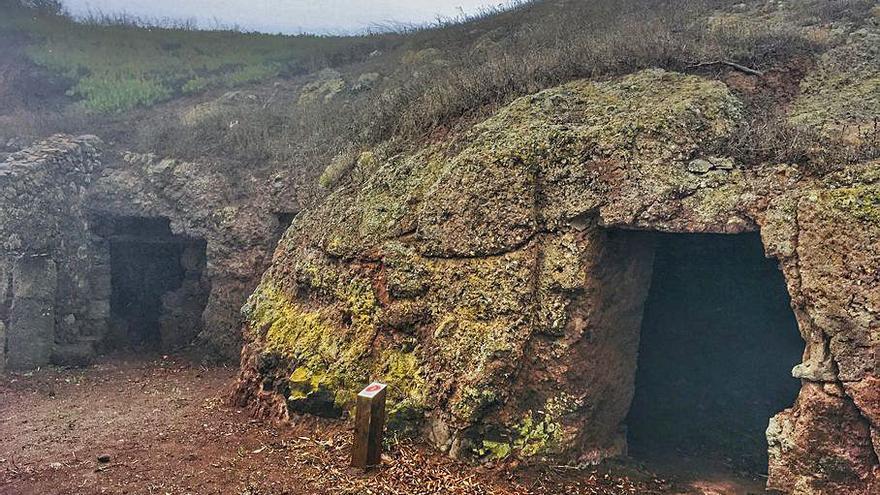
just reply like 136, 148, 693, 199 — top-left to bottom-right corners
146, 0, 880, 175
2, 0, 879, 182
0, 1, 391, 112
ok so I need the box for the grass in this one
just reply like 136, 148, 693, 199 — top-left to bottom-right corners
148, 0, 880, 169
1, 4, 393, 112
3, 0, 879, 179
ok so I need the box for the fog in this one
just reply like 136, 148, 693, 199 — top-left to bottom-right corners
63, 0, 514, 34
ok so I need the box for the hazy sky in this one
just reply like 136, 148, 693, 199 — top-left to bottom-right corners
63, 1, 513, 34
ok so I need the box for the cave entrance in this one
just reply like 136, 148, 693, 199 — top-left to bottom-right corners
624, 232, 802, 482
96, 216, 209, 352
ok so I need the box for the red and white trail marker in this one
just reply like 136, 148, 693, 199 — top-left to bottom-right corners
351, 382, 387, 470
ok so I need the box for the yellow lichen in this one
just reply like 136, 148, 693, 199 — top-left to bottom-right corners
246, 283, 376, 409
826, 185, 880, 223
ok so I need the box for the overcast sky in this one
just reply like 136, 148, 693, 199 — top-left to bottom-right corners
63, 1, 514, 34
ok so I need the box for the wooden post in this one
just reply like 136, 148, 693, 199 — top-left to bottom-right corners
351, 382, 387, 470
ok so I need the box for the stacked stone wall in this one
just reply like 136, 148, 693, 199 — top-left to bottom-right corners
0, 135, 107, 369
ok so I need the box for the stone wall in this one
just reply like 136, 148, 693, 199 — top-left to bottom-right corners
0, 133, 302, 367
0, 135, 107, 370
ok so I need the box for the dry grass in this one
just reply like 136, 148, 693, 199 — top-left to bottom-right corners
5, 0, 879, 179
158, 0, 877, 175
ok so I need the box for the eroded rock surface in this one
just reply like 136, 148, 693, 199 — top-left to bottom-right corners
234, 69, 879, 493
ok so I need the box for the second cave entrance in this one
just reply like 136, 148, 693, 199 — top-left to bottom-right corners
623, 232, 803, 479
95, 216, 209, 352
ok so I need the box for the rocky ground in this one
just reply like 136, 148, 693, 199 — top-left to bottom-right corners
0, 355, 773, 495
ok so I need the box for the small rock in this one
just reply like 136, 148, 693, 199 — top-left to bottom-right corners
97, 453, 111, 463
688, 158, 714, 174
709, 156, 735, 170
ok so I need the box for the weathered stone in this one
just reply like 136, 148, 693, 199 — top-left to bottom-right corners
768, 383, 878, 494
86, 299, 110, 321
688, 158, 714, 174
12, 256, 57, 299
7, 297, 54, 370
0, 257, 9, 304
5, 257, 57, 370
0, 321, 6, 372
233, 68, 879, 493
90, 269, 112, 299
51, 341, 94, 367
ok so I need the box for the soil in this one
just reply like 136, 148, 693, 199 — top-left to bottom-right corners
0, 355, 772, 494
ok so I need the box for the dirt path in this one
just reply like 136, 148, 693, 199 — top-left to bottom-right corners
0, 355, 772, 494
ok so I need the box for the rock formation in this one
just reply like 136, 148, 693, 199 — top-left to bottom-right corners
1, 8, 877, 494
233, 69, 879, 493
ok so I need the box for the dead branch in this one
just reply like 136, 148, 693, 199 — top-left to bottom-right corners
689, 60, 764, 76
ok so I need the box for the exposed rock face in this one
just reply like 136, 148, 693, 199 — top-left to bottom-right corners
234, 69, 879, 493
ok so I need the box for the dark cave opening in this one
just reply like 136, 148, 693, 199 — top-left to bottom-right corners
96, 217, 208, 352
625, 232, 803, 476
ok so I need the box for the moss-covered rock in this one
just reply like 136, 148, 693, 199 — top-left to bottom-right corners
237, 69, 750, 454
235, 69, 880, 493
298, 69, 347, 105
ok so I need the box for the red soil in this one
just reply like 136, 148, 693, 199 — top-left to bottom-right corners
0, 355, 673, 495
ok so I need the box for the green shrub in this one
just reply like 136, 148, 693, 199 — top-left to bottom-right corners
69, 77, 172, 112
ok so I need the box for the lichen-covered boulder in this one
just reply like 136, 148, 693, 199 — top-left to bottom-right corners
233, 68, 742, 439
234, 69, 879, 493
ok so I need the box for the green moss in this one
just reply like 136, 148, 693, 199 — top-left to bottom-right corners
826, 185, 880, 223
469, 69, 741, 164
298, 74, 346, 105
380, 349, 429, 434
434, 315, 516, 379
382, 241, 430, 299
288, 366, 324, 400
319, 150, 358, 189
246, 278, 431, 427
451, 384, 500, 423
474, 393, 583, 460
512, 411, 561, 457
414, 70, 742, 256
246, 284, 376, 410
422, 252, 536, 423
691, 173, 749, 223
336, 277, 378, 322
478, 440, 513, 460
305, 147, 449, 259
536, 233, 588, 335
